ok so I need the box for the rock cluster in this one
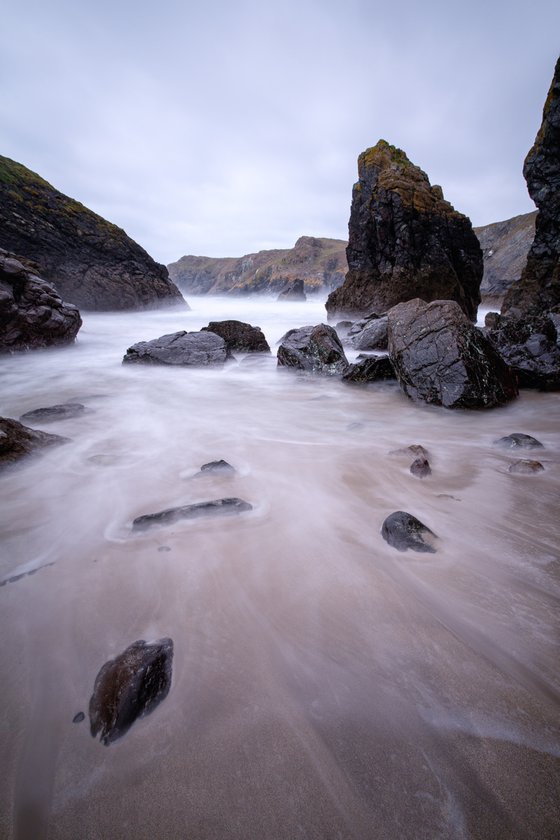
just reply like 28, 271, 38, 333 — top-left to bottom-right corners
502, 58, 560, 316
484, 311, 560, 390
0, 249, 82, 352
0, 155, 184, 311
326, 140, 482, 320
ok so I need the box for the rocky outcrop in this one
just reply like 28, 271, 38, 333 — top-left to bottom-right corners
123, 331, 229, 366
0, 249, 82, 351
132, 498, 253, 531
277, 324, 348, 374
277, 278, 306, 301
0, 155, 185, 311
326, 141, 482, 321
474, 212, 536, 300
168, 236, 347, 296
502, 58, 560, 316
387, 299, 518, 409
0, 416, 68, 470
381, 511, 437, 553
484, 312, 560, 390
89, 638, 173, 745
201, 320, 270, 352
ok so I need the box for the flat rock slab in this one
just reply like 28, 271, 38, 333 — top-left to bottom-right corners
0, 416, 68, 470
495, 433, 544, 449
123, 331, 228, 366
381, 511, 437, 553
19, 403, 85, 424
133, 497, 252, 531
89, 638, 173, 745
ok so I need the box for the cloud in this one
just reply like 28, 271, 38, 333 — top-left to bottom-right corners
1, 0, 559, 263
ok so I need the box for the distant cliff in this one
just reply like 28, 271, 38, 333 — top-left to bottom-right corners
167, 236, 347, 295
474, 211, 536, 300
0, 156, 185, 311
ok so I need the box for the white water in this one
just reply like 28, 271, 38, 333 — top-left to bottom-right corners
1, 296, 559, 840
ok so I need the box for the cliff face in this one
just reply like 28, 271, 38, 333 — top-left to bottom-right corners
325, 140, 483, 320
0, 156, 184, 311
168, 236, 347, 295
502, 57, 560, 316
475, 212, 536, 300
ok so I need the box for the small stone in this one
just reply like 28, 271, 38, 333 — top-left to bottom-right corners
73, 712, 85, 724
494, 433, 544, 449
508, 460, 545, 474
410, 457, 431, 478
381, 511, 437, 553
199, 460, 235, 474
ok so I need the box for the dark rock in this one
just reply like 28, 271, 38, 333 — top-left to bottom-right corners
0, 155, 185, 312
157, 546, 171, 552
387, 298, 518, 408
89, 638, 173, 745
72, 712, 85, 724
410, 457, 431, 478
502, 58, 560, 317
201, 320, 270, 352
326, 140, 482, 320
342, 355, 395, 383
123, 331, 228, 366
19, 403, 85, 424
133, 497, 252, 531
381, 511, 437, 553
277, 324, 348, 374
484, 311, 560, 390
277, 278, 307, 301
168, 236, 347, 296
389, 444, 429, 458
494, 433, 544, 449
0, 416, 68, 470
348, 316, 388, 351
0, 249, 82, 352
475, 212, 536, 301
198, 460, 235, 474
508, 459, 545, 474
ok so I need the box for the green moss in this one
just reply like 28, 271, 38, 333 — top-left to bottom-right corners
0, 155, 53, 188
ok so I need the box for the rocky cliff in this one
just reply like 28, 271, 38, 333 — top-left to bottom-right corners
502, 57, 560, 316
475, 211, 536, 300
0, 156, 185, 311
325, 140, 482, 321
167, 236, 346, 295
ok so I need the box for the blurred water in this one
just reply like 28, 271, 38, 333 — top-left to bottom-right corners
0, 296, 559, 840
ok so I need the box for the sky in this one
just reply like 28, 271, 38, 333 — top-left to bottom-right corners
1, 0, 559, 265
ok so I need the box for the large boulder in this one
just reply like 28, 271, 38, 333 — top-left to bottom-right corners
0, 249, 82, 351
502, 58, 560, 316
89, 638, 173, 745
201, 320, 270, 352
484, 312, 560, 390
277, 324, 349, 374
387, 299, 518, 408
0, 416, 68, 470
122, 331, 228, 366
326, 140, 482, 321
0, 155, 185, 312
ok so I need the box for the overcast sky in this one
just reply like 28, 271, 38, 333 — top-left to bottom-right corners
1, 1, 559, 264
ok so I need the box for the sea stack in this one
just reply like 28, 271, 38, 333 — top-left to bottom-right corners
502, 57, 560, 316
0, 155, 185, 311
326, 140, 482, 321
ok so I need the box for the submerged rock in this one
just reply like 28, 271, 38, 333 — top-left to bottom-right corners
410, 457, 432, 478
0, 249, 82, 352
389, 444, 429, 458
123, 331, 228, 366
89, 638, 173, 745
196, 460, 236, 475
494, 433, 544, 449
0, 416, 68, 470
508, 460, 545, 474
381, 511, 437, 553
484, 312, 560, 390
502, 58, 560, 317
277, 278, 307, 301
326, 140, 482, 320
387, 298, 518, 408
19, 403, 85, 424
133, 497, 252, 531
342, 355, 395, 383
201, 320, 270, 353
277, 324, 348, 374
